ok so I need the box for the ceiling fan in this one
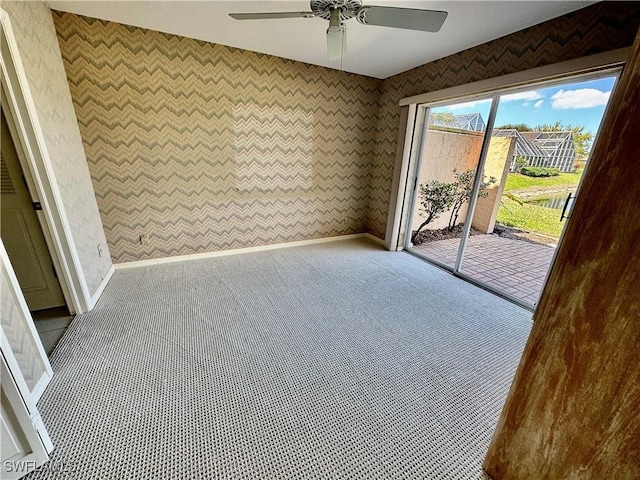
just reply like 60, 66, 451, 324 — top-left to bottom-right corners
229, 0, 448, 62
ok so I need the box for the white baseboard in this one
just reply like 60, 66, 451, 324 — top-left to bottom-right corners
363, 233, 385, 245
89, 264, 115, 308
114, 233, 386, 270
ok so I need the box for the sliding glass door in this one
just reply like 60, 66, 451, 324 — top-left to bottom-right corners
405, 72, 618, 309
405, 98, 496, 269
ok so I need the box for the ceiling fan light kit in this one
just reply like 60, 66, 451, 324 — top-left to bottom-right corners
230, 0, 448, 63
326, 7, 346, 61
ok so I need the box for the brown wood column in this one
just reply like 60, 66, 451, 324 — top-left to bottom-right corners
484, 26, 640, 480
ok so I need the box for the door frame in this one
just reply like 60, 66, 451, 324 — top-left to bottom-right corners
1, 110, 67, 311
1, 9, 91, 314
1, 342, 53, 479
1, 242, 54, 404
1, 355, 52, 479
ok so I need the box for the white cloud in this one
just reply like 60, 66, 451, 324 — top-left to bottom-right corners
502, 91, 542, 102
534, 100, 544, 108
551, 88, 611, 109
446, 98, 492, 110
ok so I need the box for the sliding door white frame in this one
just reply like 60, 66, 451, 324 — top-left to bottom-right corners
387, 48, 628, 254
453, 96, 500, 271
390, 50, 627, 310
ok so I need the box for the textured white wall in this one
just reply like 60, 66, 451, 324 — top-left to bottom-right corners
411, 130, 483, 233
2, 1, 111, 296
471, 137, 514, 234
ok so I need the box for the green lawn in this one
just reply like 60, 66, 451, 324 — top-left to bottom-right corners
496, 172, 581, 238
496, 197, 565, 238
504, 172, 582, 192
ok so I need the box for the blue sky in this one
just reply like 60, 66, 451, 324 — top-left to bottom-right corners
431, 76, 617, 136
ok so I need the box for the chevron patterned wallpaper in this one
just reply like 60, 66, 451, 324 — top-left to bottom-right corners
3, 1, 113, 295
367, 2, 640, 238
52, 12, 381, 263
49, 4, 640, 259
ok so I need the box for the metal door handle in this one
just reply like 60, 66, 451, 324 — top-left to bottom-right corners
560, 193, 574, 221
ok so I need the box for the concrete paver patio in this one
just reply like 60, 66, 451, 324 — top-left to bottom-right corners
412, 234, 556, 305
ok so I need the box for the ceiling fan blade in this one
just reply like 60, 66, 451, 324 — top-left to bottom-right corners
357, 6, 447, 32
229, 12, 315, 20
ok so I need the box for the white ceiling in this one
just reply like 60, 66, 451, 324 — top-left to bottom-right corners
46, 1, 594, 79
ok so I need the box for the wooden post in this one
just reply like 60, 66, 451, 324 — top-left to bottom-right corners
484, 25, 640, 480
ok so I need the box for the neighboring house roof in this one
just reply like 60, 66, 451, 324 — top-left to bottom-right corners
430, 112, 486, 132
533, 131, 574, 156
492, 129, 546, 159
493, 129, 576, 171
520, 131, 540, 143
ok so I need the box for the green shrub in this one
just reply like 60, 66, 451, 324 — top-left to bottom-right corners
411, 168, 497, 242
411, 180, 456, 243
514, 156, 529, 172
573, 161, 586, 173
520, 166, 560, 178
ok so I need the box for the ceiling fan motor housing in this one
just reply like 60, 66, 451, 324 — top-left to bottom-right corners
311, 0, 362, 21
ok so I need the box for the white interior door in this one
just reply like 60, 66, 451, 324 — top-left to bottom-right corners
1, 354, 52, 479
1, 238, 54, 477
1, 110, 65, 312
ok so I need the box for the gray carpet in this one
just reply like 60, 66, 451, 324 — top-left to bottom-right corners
29, 239, 532, 479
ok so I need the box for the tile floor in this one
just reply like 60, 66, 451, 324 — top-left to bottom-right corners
32, 306, 74, 355
412, 234, 556, 305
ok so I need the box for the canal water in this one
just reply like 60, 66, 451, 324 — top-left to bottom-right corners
526, 192, 575, 210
